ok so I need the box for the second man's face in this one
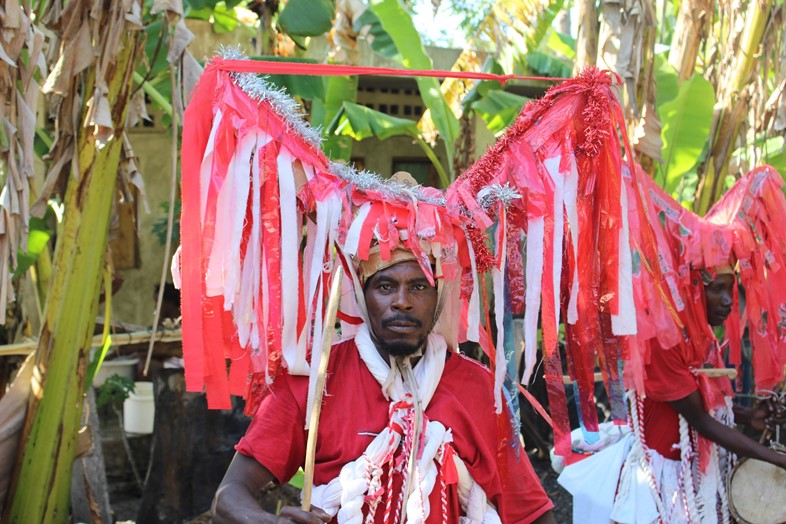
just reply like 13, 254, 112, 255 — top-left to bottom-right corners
704, 273, 735, 326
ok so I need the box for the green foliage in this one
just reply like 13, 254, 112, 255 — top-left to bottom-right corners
289, 468, 305, 489
15, 204, 57, 277
278, 0, 335, 37
524, 50, 573, 78
767, 149, 786, 178
440, 0, 495, 36
658, 74, 715, 199
367, 0, 459, 171
248, 56, 326, 100
654, 55, 679, 108
152, 200, 181, 246
546, 31, 576, 61
472, 90, 529, 135
524, 0, 567, 53
353, 9, 398, 59
97, 374, 136, 409
188, 2, 251, 34
459, 56, 506, 112
310, 76, 359, 161
327, 102, 419, 141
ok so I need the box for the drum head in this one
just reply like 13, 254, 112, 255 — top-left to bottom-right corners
729, 457, 786, 524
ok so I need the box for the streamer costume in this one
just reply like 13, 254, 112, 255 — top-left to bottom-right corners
559, 164, 786, 524
447, 68, 643, 458
175, 51, 552, 523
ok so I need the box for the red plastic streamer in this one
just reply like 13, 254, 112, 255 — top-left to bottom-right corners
214, 58, 569, 85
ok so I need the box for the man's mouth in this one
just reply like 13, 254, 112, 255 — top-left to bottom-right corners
714, 308, 732, 321
383, 317, 422, 333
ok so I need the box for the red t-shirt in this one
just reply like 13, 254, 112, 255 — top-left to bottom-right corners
642, 344, 699, 459
643, 342, 731, 460
236, 339, 553, 523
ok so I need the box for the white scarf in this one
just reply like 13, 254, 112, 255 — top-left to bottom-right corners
309, 324, 501, 524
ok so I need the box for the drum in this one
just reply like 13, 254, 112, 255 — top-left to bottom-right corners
728, 453, 786, 524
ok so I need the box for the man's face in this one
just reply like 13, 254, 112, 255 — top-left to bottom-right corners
704, 273, 735, 326
363, 260, 438, 358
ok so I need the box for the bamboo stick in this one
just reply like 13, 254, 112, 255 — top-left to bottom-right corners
301, 269, 344, 512
0, 328, 183, 357
561, 367, 738, 385
144, 59, 180, 377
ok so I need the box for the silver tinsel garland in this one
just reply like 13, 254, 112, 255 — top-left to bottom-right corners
477, 183, 521, 210
216, 47, 447, 207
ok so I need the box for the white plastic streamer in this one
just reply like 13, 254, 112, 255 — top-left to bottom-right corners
278, 150, 308, 375
492, 210, 507, 413
564, 155, 580, 325
611, 166, 637, 335
465, 239, 481, 343
235, 133, 266, 349
305, 194, 342, 424
205, 131, 255, 298
343, 202, 371, 257
545, 156, 564, 346
199, 108, 222, 223
521, 217, 544, 385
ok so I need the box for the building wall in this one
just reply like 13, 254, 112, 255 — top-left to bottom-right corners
113, 129, 173, 325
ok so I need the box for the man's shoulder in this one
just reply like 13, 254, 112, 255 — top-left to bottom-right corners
443, 351, 494, 388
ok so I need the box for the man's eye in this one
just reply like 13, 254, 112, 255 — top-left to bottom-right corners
412, 284, 427, 291
378, 283, 393, 292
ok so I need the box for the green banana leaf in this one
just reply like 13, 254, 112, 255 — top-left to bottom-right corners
247, 55, 326, 101
327, 102, 449, 186
654, 54, 679, 109
15, 204, 56, 277
311, 76, 359, 161
472, 90, 529, 135
367, 0, 459, 172
327, 102, 418, 141
278, 0, 335, 37
767, 150, 786, 178
353, 8, 398, 59
658, 73, 715, 196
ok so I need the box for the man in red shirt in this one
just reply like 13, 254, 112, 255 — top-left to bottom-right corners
643, 269, 786, 466
560, 267, 786, 524
631, 267, 786, 522
212, 249, 556, 523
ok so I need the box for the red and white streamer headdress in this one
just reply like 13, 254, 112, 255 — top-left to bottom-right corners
174, 50, 473, 416
448, 68, 645, 457
623, 163, 786, 393
702, 165, 786, 389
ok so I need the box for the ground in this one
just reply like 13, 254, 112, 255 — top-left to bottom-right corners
109, 451, 573, 523
530, 452, 573, 523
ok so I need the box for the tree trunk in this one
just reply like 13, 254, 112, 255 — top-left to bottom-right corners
4, 23, 142, 524
694, 0, 773, 214
574, 0, 598, 74
668, 0, 712, 81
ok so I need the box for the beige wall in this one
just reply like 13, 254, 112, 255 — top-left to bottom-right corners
112, 129, 172, 325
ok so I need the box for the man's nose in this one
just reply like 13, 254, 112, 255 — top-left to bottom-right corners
721, 292, 733, 307
391, 289, 414, 310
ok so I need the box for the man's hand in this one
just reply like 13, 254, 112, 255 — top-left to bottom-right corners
671, 392, 786, 470
748, 396, 786, 432
277, 506, 331, 523
214, 453, 332, 523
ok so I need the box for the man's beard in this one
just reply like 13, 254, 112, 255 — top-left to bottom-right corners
376, 335, 428, 357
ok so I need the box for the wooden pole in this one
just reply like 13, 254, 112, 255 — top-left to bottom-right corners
301, 268, 344, 512
561, 367, 738, 385
0, 328, 184, 357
